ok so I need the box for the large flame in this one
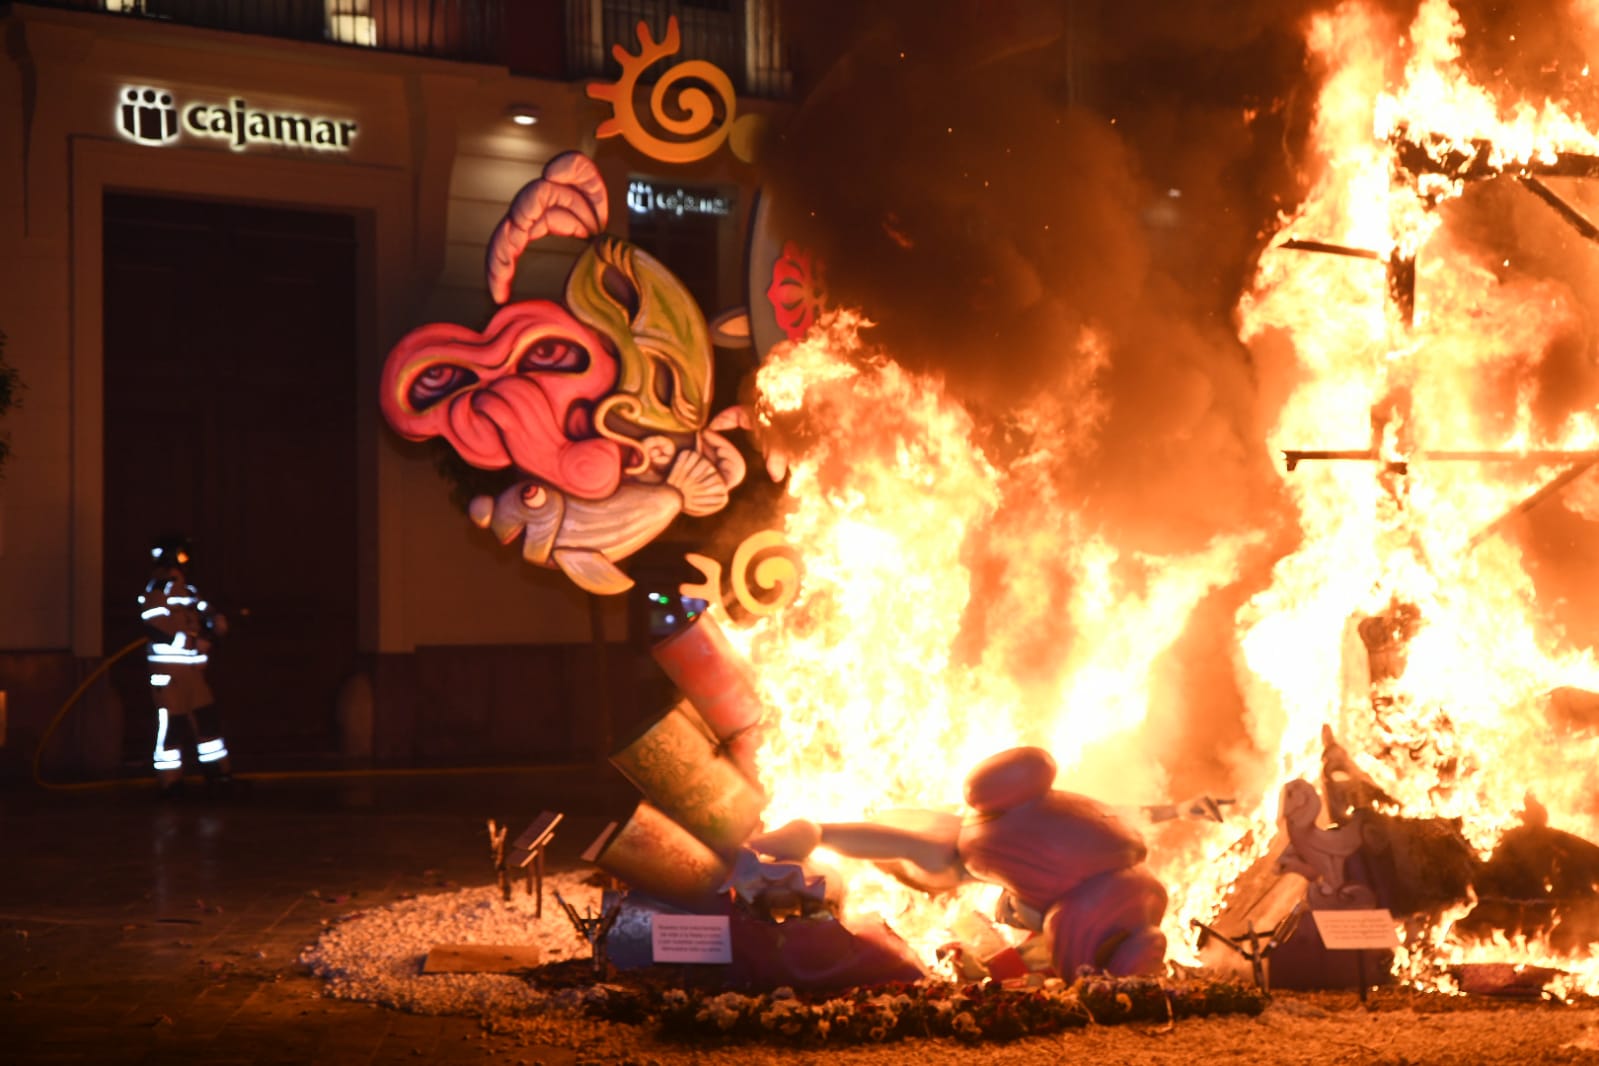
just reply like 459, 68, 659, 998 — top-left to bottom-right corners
730, 0, 1599, 993
1237, 0, 1599, 992
739, 314, 1254, 961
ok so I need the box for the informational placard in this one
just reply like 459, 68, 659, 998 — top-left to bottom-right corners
513, 810, 563, 863
651, 914, 732, 964
1311, 908, 1400, 949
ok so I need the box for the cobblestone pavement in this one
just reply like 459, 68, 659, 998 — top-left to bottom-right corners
0, 769, 624, 1065
6, 771, 1599, 1066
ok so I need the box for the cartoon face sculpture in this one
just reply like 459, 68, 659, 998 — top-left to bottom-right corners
566, 238, 714, 445
380, 300, 624, 501
378, 150, 750, 593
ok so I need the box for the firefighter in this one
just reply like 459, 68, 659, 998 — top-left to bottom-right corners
138, 534, 232, 796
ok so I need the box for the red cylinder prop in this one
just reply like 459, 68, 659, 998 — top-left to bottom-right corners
651, 613, 764, 777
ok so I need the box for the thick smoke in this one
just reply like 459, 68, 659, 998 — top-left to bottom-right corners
758, 0, 1335, 795
762, 1, 1327, 501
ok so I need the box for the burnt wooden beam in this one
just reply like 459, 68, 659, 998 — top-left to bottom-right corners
1517, 175, 1599, 244
1467, 457, 1599, 548
1282, 448, 1392, 472
1392, 128, 1599, 184
1387, 254, 1417, 328
1281, 238, 1384, 260
1277, 240, 1414, 326
1282, 448, 1599, 473
1415, 449, 1599, 462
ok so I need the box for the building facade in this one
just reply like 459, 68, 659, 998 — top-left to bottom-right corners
0, 0, 786, 777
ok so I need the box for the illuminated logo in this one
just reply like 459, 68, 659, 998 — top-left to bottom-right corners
114, 85, 358, 152
626, 180, 733, 219
119, 86, 178, 144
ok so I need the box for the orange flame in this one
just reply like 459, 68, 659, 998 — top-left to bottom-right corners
732, 0, 1599, 991
1236, 0, 1599, 991
740, 314, 1255, 962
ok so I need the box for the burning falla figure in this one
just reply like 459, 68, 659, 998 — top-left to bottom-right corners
379, 152, 748, 594
753, 746, 1169, 977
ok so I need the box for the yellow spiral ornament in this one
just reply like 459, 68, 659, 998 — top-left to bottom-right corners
729, 529, 802, 617
680, 530, 801, 619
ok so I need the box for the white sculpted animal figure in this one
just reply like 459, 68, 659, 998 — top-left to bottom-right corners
1276, 777, 1376, 908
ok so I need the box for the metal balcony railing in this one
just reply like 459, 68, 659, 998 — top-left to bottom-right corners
565, 0, 791, 100
10, 0, 791, 92
16, 0, 506, 65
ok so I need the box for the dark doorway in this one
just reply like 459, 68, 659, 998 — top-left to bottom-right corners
625, 185, 726, 317
626, 182, 748, 414
102, 192, 359, 767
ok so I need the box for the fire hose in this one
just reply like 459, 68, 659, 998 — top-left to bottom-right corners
31, 637, 148, 791
30, 637, 564, 790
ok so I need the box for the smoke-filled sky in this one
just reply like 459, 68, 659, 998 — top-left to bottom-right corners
755, 0, 1337, 793
751, 0, 1599, 795
760, 0, 1333, 558
759, 0, 1599, 538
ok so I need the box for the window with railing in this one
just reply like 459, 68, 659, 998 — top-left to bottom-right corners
15, 0, 790, 92
29, 0, 506, 65
565, 0, 791, 99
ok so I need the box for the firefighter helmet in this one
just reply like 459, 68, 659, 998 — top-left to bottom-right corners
149, 533, 193, 569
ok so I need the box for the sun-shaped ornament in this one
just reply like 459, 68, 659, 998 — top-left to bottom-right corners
586, 16, 763, 165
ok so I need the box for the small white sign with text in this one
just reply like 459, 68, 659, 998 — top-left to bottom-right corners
1311, 908, 1400, 950
651, 914, 732, 964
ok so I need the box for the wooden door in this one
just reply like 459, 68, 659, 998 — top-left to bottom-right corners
102, 192, 359, 764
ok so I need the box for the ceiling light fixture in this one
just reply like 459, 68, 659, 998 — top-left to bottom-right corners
505, 103, 541, 127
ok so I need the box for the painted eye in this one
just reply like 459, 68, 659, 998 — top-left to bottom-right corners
408, 364, 478, 410
518, 338, 589, 374
650, 356, 677, 408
